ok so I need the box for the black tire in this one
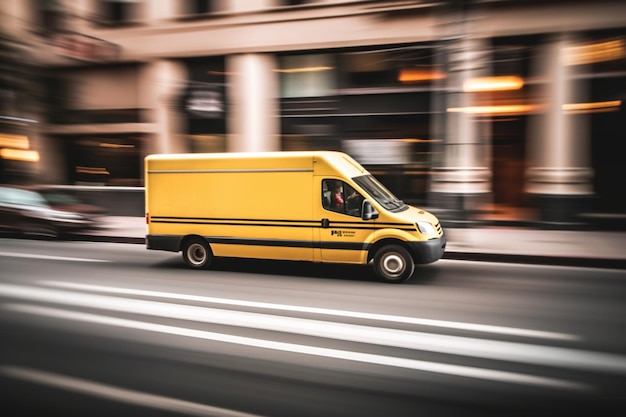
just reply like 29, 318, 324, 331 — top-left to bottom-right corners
182, 237, 213, 270
373, 244, 415, 283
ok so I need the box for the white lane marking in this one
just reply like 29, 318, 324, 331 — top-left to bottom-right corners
3, 304, 590, 391
0, 365, 265, 417
41, 281, 578, 341
0, 251, 109, 263
2, 284, 622, 375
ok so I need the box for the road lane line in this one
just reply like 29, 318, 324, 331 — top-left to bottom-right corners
0, 365, 265, 417
0, 251, 110, 263
41, 280, 578, 341
3, 304, 591, 391
2, 284, 623, 375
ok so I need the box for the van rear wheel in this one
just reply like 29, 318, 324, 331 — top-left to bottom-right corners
373, 244, 414, 283
182, 238, 212, 270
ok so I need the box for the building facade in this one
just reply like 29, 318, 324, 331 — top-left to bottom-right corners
1, 0, 625, 227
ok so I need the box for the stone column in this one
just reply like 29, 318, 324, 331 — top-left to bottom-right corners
226, 54, 280, 152
430, 36, 492, 225
229, 0, 276, 12
526, 35, 593, 228
140, 60, 188, 156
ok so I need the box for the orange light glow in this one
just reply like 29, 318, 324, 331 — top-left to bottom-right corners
398, 138, 442, 143
76, 166, 110, 175
0, 148, 40, 162
100, 143, 135, 149
447, 104, 539, 115
398, 69, 446, 83
274, 66, 333, 73
563, 100, 622, 114
463, 76, 524, 92
565, 39, 625, 66
0, 133, 29, 150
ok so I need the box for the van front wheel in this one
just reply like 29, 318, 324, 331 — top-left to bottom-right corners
182, 238, 213, 270
373, 245, 415, 283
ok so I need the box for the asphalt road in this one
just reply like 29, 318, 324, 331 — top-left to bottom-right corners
1, 237, 625, 417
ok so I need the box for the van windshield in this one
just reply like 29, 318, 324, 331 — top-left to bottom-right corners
353, 175, 408, 212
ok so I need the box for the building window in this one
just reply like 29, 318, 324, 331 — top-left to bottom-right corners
31, 0, 65, 33
278, 54, 336, 98
281, 0, 314, 5
582, 30, 626, 213
340, 46, 441, 90
96, 0, 141, 26
65, 135, 142, 186
181, 57, 227, 149
181, 0, 217, 16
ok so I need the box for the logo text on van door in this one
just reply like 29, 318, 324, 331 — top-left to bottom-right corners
331, 230, 356, 237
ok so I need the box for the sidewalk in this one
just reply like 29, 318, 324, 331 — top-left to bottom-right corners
89, 217, 626, 269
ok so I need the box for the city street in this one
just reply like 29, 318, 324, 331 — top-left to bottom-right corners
1, 237, 625, 417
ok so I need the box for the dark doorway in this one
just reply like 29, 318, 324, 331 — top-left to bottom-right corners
491, 117, 529, 209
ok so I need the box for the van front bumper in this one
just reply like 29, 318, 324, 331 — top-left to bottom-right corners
408, 235, 446, 265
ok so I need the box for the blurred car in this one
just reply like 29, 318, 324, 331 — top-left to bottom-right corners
0, 185, 105, 238
33, 187, 107, 218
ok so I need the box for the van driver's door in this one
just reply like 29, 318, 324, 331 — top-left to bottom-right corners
316, 178, 373, 264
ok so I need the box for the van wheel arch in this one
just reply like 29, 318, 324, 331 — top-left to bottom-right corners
181, 235, 213, 270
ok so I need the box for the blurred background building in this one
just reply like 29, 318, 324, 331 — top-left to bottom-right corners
0, 0, 624, 228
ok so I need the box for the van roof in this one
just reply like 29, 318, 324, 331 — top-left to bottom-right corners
146, 150, 344, 161
145, 151, 369, 178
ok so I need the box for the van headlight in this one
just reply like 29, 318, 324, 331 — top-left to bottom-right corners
416, 221, 437, 236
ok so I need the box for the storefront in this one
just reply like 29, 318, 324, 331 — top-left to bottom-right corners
179, 57, 228, 153
60, 134, 143, 186
43, 63, 149, 186
0, 116, 40, 184
278, 44, 440, 204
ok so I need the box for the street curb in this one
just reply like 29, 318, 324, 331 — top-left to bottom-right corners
443, 252, 626, 270
67, 235, 146, 245
68, 234, 626, 270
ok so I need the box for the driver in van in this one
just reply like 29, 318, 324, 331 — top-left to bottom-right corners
332, 182, 359, 211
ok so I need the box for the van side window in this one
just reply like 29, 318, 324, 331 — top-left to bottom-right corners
322, 179, 364, 217
322, 181, 332, 210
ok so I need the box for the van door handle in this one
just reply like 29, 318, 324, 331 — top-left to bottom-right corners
321, 218, 330, 228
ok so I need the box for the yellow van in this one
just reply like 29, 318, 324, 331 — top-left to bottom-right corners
145, 151, 445, 283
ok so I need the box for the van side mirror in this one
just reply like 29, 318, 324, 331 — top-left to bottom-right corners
362, 200, 379, 221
